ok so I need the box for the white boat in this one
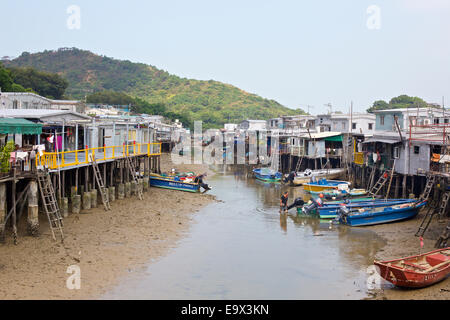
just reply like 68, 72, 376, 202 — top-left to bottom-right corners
291, 168, 346, 185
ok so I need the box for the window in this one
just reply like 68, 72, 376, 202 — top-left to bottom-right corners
380, 115, 385, 125
352, 123, 356, 130
393, 146, 400, 159
13, 100, 18, 109
434, 118, 439, 124
414, 146, 420, 154
342, 122, 346, 129
445, 119, 449, 124
368, 123, 373, 130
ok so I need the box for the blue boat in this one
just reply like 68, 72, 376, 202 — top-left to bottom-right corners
252, 168, 282, 183
149, 173, 200, 193
338, 200, 427, 226
318, 198, 417, 219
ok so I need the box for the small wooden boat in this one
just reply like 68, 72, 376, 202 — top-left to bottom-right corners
149, 173, 200, 193
292, 168, 345, 185
252, 168, 282, 183
303, 179, 351, 193
374, 248, 450, 288
338, 200, 427, 226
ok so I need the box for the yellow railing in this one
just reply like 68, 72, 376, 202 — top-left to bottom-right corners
354, 152, 364, 165
36, 142, 162, 170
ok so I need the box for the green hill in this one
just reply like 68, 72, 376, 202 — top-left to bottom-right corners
3, 48, 304, 128
367, 95, 438, 113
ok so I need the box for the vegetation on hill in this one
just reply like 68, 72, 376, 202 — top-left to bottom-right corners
367, 95, 435, 113
0, 63, 68, 99
8, 67, 68, 99
0, 63, 31, 93
3, 48, 304, 128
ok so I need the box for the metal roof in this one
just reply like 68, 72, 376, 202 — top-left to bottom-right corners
0, 109, 90, 120
302, 131, 342, 139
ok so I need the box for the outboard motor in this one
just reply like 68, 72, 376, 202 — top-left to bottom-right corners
302, 197, 323, 214
335, 204, 350, 223
287, 197, 305, 210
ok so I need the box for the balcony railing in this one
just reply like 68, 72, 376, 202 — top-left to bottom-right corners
36, 142, 162, 170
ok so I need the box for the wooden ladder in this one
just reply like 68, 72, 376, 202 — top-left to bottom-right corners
294, 156, 303, 173
90, 155, 111, 211
419, 175, 436, 202
416, 190, 450, 237
435, 222, 449, 248
37, 171, 64, 241
126, 156, 143, 200
367, 166, 377, 191
368, 169, 391, 196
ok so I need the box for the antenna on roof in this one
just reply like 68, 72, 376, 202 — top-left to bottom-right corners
324, 103, 332, 115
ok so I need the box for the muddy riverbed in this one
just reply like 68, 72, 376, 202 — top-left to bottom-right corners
104, 167, 449, 300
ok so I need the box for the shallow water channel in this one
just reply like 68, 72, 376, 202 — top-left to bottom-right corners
104, 167, 387, 299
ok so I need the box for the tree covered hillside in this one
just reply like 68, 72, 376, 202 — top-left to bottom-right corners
3, 48, 304, 128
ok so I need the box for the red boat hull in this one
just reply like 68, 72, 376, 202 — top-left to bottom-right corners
374, 248, 450, 288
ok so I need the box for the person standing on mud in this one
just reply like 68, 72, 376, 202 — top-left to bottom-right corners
280, 191, 289, 213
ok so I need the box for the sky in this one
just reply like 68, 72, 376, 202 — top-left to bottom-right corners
2, 0, 449, 114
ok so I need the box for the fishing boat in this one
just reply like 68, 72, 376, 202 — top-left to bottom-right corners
303, 179, 351, 193
300, 198, 417, 219
149, 173, 200, 193
374, 248, 450, 288
253, 145, 282, 183
338, 200, 427, 226
292, 168, 345, 185
252, 168, 282, 183
309, 188, 368, 200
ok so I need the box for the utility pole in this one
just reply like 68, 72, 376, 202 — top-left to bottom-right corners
350, 101, 353, 134
443, 96, 445, 118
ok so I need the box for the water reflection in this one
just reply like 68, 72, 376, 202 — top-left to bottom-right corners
104, 165, 386, 300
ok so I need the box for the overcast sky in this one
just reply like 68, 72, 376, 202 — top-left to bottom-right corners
2, 0, 449, 114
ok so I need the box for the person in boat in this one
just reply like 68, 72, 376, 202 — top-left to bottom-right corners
280, 191, 289, 213
194, 173, 211, 191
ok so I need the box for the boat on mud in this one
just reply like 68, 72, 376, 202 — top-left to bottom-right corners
374, 248, 450, 288
292, 168, 346, 185
337, 200, 427, 226
149, 172, 201, 193
299, 197, 418, 219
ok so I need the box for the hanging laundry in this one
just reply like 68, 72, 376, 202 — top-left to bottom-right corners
55, 135, 63, 151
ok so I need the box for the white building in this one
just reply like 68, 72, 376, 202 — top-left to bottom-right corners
317, 113, 375, 136
224, 123, 238, 131
0, 92, 85, 113
238, 120, 267, 131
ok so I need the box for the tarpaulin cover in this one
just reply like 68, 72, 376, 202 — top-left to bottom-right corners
0, 118, 42, 135
324, 135, 343, 142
